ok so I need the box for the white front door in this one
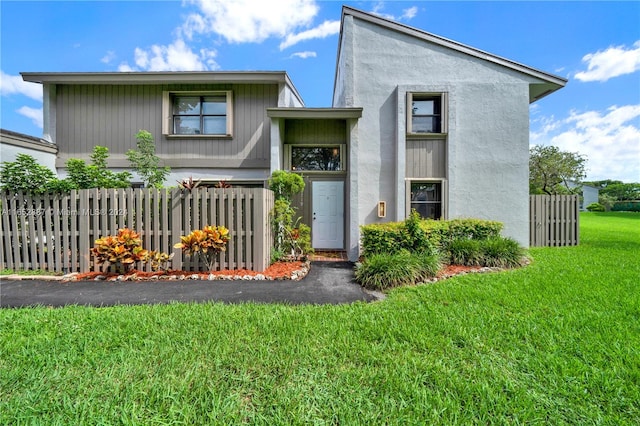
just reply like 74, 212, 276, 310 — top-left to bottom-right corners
312, 181, 344, 249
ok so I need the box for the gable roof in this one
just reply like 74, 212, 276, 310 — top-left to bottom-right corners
337, 6, 567, 102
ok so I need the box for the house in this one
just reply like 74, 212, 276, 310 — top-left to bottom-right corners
568, 181, 600, 210
21, 6, 566, 261
0, 128, 58, 172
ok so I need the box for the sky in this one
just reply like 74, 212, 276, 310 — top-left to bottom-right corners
1, 0, 639, 183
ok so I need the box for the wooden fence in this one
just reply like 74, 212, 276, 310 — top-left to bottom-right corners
0, 188, 274, 273
529, 195, 579, 247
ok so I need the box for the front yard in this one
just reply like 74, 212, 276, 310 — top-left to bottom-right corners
1, 212, 638, 424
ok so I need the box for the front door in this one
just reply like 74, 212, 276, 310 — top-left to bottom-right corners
312, 181, 344, 249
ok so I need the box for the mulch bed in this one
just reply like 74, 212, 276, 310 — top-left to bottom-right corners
64, 262, 495, 283
68, 261, 309, 282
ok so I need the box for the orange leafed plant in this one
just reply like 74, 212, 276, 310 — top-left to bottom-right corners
174, 225, 230, 271
91, 228, 149, 272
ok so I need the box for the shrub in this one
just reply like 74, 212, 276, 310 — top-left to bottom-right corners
355, 250, 440, 290
268, 171, 310, 260
611, 201, 640, 212
447, 238, 483, 266
0, 154, 57, 194
361, 217, 502, 256
174, 225, 230, 271
446, 236, 526, 268
586, 202, 605, 212
91, 228, 149, 273
480, 237, 526, 268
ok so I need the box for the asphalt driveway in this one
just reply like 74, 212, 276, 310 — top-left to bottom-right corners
0, 262, 382, 308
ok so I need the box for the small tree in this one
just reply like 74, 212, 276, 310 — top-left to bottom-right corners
0, 154, 57, 194
268, 170, 310, 260
126, 130, 170, 188
65, 146, 131, 189
529, 145, 587, 195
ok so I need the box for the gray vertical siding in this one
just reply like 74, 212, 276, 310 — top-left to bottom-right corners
405, 138, 446, 178
284, 119, 347, 144
56, 83, 278, 166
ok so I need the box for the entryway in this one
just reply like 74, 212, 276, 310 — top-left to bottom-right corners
311, 181, 344, 249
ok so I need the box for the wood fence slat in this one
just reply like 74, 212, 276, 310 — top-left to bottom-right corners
79, 189, 90, 273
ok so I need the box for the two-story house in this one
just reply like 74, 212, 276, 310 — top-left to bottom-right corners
22, 6, 566, 261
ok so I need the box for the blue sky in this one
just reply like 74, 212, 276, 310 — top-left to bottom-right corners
1, 0, 639, 182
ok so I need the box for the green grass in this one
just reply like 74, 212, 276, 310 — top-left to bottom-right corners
1, 212, 639, 424
0, 269, 63, 276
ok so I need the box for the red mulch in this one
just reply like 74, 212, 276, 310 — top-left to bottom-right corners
73, 261, 307, 281
72, 262, 488, 282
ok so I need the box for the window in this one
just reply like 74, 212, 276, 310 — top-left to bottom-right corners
407, 93, 447, 134
290, 146, 343, 171
409, 181, 443, 220
163, 91, 233, 136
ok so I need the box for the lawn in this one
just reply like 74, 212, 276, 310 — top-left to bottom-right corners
1, 212, 638, 424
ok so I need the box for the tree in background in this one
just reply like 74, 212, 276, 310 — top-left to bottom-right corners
127, 130, 170, 188
0, 154, 58, 194
584, 179, 640, 201
529, 145, 587, 195
65, 146, 131, 189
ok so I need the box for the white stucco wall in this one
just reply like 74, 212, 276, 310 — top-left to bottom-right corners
339, 17, 543, 248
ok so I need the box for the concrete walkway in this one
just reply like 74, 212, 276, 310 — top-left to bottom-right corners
0, 262, 382, 308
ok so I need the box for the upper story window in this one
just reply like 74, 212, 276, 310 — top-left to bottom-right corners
162, 91, 233, 137
407, 93, 447, 135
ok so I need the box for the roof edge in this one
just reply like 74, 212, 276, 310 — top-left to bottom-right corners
21, 71, 295, 85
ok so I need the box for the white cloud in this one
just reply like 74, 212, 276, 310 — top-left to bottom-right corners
101, 50, 116, 64
183, 0, 318, 44
531, 105, 640, 182
402, 6, 418, 20
371, 2, 418, 21
290, 51, 317, 59
575, 40, 640, 82
119, 38, 219, 72
279, 20, 340, 50
17, 106, 43, 128
0, 71, 42, 101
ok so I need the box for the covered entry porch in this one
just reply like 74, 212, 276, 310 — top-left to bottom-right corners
267, 108, 362, 255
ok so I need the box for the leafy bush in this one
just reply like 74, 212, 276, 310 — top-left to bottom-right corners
174, 226, 230, 271
586, 202, 605, 212
361, 217, 502, 256
355, 250, 440, 290
65, 146, 131, 189
91, 228, 149, 273
611, 201, 640, 212
0, 154, 57, 194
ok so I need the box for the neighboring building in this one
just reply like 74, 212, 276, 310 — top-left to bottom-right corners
568, 181, 600, 210
21, 6, 566, 260
0, 128, 58, 172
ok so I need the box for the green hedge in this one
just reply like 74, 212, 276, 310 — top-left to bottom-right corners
611, 201, 640, 212
361, 217, 503, 257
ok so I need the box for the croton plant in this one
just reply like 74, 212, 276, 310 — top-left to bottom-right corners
174, 225, 230, 271
91, 228, 172, 273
